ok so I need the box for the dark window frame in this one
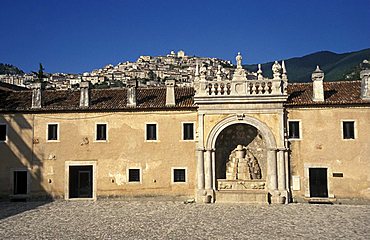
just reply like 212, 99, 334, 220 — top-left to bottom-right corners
146, 123, 157, 141
96, 123, 107, 141
128, 169, 141, 182
288, 121, 300, 139
47, 123, 59, 141
183, 123, 194, 140
173, 168, 186, 183
342, 121, 355, 139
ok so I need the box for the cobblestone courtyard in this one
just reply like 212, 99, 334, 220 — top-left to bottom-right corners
0, 200, 369, 239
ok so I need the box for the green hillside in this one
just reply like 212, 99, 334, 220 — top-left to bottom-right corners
0, 63, 24, 75
244, 48, 370, 83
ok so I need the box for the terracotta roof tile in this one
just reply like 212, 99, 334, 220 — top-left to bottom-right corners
286, 81, 369, 106
0, 87, 195, 112
1, 81, 368, 112
0, 82, 28, 91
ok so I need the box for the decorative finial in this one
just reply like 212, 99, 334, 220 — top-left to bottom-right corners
217, 65, 222, 80
217, 65, 222, 75
195, 60, 199, 77
257, 64, 263, 80
282, 61, 287, 74
282, 61, 288, 81
257, 64, 262, 73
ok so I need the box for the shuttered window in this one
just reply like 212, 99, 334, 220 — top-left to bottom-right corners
183, 123, 194, 140
288, 121, 300, 139
343, 121, 355, 139
96, 124, 107, 141
146, 124, 157, 140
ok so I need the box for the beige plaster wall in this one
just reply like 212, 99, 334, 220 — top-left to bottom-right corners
0, 111, 197, 199
288, 107, 370, 202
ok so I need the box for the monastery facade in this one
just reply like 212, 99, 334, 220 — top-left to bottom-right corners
1, 53, 369, 204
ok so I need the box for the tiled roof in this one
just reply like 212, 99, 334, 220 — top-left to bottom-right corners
0, 87, 196, 112
0, 82, 27, 91
0, 81, 368, 112
286, 81, 369, 106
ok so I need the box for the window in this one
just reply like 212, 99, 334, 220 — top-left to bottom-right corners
183, 123, 194, 140
342, 121, 355, 139
47, 123, 59, 141
128, 169, 141, 182
0, 124, 6, 142
172, 168, 187, 183
96, 124, 107, 141
288, 121, 300, 139
146, 123, 157, 141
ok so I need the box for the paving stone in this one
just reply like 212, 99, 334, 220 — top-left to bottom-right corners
0, 200, 369, 239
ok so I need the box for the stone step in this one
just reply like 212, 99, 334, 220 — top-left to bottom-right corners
304, 197, 337, 204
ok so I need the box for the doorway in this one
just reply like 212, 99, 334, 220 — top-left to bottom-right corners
13, 170, 27, 195
309, 168, 328, 198
69, 166, 93, 198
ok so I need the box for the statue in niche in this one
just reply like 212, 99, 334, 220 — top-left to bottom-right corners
226, 145, 262, 180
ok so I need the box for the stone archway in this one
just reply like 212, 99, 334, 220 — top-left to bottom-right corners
206, 115, 277, 150
200, 115, 282, 203
214, 123, 266, 182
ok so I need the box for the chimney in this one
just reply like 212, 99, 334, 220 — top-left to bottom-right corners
31, 82, 43, 108
360, 69, 370, 100
79, 81, 90, 108
127, 79, 137, 107
165, 79, 176, 107
311, 65, 325, 102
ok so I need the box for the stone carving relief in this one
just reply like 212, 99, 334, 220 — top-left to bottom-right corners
218, 180, 265, 190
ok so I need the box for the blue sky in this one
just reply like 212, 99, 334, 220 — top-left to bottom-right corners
1, 0, 369, 73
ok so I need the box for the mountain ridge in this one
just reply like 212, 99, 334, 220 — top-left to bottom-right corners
244, 48, 370, 82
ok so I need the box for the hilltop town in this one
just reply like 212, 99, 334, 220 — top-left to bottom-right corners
0, 50, 238, 90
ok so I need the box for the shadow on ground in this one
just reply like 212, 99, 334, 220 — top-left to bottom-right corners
0, 200, 53, 221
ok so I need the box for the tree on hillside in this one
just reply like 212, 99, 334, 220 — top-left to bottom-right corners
32, 63, 47, 83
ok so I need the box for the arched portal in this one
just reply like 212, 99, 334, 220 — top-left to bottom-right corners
215, 123, 267, 182
202, 115, 281, 203
206, 115, 277, 150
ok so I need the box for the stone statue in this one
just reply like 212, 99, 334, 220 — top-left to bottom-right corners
272, 61, 282, 79
236, 52, 242, 69
226, 145, 262, 180
200, 64, 207, 75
